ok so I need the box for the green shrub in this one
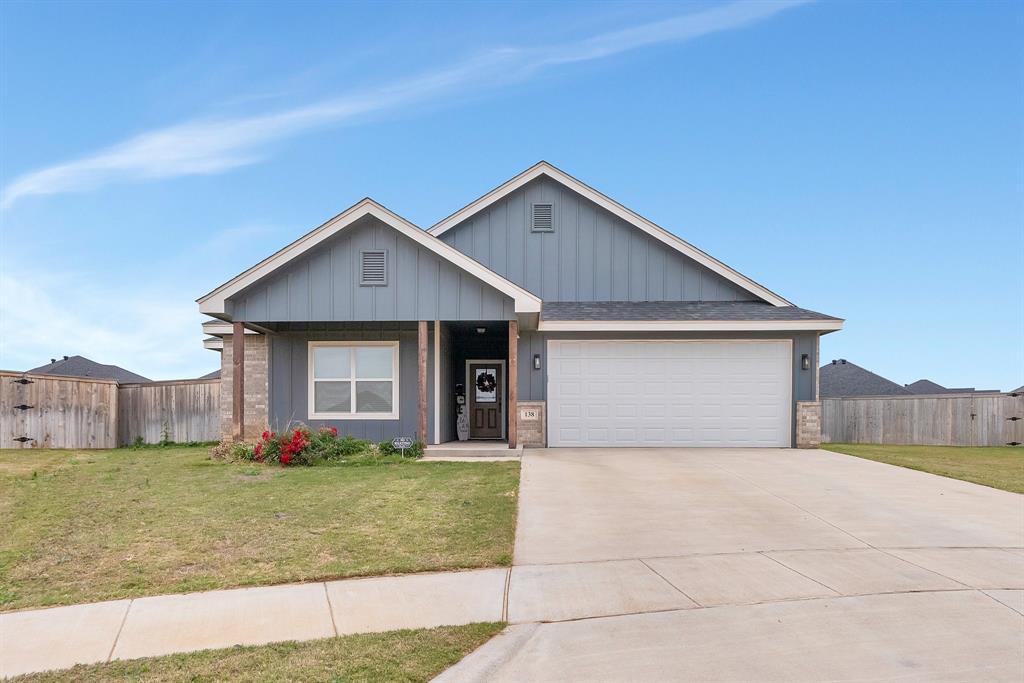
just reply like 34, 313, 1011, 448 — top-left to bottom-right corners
377, 439, 424, 459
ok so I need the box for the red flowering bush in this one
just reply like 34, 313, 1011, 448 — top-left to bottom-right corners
211, 424, 385, 466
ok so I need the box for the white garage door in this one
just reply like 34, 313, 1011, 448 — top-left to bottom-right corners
547, 340, 792, 447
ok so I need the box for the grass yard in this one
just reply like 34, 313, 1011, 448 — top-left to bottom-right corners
12, 622, 504, 683
822, 443, 1024, 494
0, 446, 519, 612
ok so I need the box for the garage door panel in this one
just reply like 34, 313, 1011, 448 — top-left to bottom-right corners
548, 340, 792, 448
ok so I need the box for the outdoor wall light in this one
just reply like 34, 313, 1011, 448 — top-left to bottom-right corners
801, 353, 810, 371
476, 327, 486, 334
533, 354, 541, 370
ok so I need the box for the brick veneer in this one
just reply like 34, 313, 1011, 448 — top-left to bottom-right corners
795, 400, 822, 449
219, 334, 269, 441
516, 400, 546, 448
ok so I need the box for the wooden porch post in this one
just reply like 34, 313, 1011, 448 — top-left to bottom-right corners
232, 321, 245, 441
418, 321, 428, 443
508, 319, 518, 449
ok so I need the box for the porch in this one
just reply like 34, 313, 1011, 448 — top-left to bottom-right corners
223, 319, 522, 448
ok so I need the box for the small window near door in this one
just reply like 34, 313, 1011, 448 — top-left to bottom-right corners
308, 342, 399, 419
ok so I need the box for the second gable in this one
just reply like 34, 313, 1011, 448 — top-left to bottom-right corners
438, 176, 761, 304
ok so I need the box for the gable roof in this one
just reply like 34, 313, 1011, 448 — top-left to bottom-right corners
428, 161, 792, 307
28, 355, 151, 383
198, 198, 542, 317
819, 359, 912, 398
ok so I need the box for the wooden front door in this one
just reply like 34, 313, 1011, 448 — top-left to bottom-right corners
468, 362, 503, 439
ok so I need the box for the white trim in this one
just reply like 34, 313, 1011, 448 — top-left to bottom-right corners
198, 199, 541, 315
429, 161, 792, 307
203, 337, 224, 351
465, 359, 506, 440
202, 321, 259, 336
433, 321, 440, 445
537, 319, 844, 332
307, 341, 400, 421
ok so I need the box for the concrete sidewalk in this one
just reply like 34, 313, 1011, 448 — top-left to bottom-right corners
4, 546, 1022, 679
1, 569, 507, 679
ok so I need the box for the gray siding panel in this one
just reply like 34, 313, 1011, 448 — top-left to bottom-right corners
441, 176, 759, 303
230, 216, 515, 322
269, 324, 430, 442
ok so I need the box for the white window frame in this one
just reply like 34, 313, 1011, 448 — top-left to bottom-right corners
308, 341, 400, 420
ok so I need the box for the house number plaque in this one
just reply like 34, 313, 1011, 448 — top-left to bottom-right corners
520, 408, 539, 420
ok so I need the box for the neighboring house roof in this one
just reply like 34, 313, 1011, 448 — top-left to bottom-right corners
819, 360, 912, 398
198, 198, 542, 317
428, 161, 792, 307
540, 301, 843, 332
27, 355, 151, 383
197, 369, 221, 380
904, 379, 1001, 395
1011, 385, 1024, 394
904, 379, 949, 394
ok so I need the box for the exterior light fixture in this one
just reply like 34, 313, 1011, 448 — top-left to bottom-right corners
533, 354, 541, 370
476, 327, 486, 334
801, 354, 810, 371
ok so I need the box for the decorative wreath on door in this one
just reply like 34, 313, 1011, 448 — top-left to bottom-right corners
476, 372, 496, 393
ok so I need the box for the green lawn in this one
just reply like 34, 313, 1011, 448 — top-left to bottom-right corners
12, 623, 504, 683
0, 446, 519, 611
822, 443, 1024, 494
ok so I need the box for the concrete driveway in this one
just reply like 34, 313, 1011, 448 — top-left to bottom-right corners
438, 448, 1024, 682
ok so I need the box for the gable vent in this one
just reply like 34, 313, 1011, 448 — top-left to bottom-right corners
360, 249, 387, 286
531, 203, 554, 232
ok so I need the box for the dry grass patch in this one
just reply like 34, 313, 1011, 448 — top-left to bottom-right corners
12, 622, 504, 682
0, 447, 518, 611
822, 443, 1024, 493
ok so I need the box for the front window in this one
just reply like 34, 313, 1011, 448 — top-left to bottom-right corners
308, 342, 399, 419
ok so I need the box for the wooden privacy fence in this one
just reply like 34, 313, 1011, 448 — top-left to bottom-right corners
1, 371, 220, 449
118, 379, 221, 445
822, 393, 1024, 447
1, 371, 119, 448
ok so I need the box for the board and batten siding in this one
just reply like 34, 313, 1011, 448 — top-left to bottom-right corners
229, 216, 515, 323
439, 176, 759, 303
268, 324, 435, 443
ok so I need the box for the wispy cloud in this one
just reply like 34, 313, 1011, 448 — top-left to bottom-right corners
1, 1, 809, 209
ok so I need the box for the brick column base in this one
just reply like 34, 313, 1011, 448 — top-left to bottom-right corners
796, 401, 822, 448
220, 334, 269, 441
516, 400, 546, 448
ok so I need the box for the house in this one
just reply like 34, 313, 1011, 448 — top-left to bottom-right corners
27, 355, 151, 383
820, 359, 912, 398
198, 162, 843, 449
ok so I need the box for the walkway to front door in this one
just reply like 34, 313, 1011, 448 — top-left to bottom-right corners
467, 361, 504, 439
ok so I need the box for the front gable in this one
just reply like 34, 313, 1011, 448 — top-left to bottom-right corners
198, 199, 541, 323
431, 162, 790, 306
228, 215, 516, 322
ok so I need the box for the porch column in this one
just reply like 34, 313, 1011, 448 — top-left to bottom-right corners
508, 319, 518, 449
418, 321, 428, 443
232, 321, 245, 441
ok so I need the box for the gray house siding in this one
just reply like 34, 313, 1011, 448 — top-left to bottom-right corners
229, 216, 515, 323
440, 176, 758, 303
517, 330, 819, 446
268, 323, 434, 443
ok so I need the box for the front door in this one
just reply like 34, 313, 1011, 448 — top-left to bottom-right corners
468, 362, 503, 439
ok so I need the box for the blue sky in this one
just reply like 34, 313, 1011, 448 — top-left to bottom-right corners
1, 0, 1021, 388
